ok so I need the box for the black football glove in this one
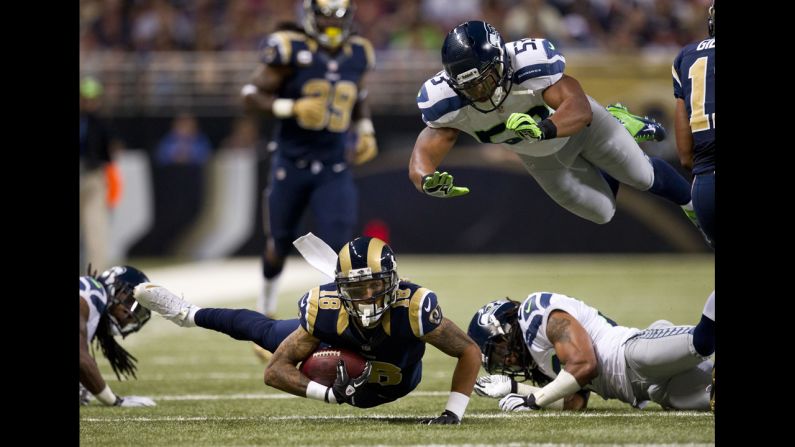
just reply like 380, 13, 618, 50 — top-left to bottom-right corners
420, 409, 461, 425
331, 359, 372, 404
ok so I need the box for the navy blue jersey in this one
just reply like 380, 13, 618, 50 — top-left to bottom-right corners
673, 38, 715, 174
261, 30, 375, 163
298, 280, 444, 407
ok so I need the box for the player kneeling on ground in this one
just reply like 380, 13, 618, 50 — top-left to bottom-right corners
468, 291, 715, 411
79, 265, 156, 407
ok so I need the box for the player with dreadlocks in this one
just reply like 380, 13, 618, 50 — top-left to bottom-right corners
79, 265, 156, 407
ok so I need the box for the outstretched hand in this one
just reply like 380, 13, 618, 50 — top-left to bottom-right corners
421, 171, 469, 198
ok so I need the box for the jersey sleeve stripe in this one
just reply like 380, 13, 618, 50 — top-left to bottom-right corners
305, 288, 320, 335
672, 65, 682, 88
271, 32, 293, 64
350, 36, 376, 69
513, 58, 565, 83
418, 94, 467, 123
539, 292, 552, 308
523, 314, 544, 347
409, 288, 430, 337
90, 295, 107, 314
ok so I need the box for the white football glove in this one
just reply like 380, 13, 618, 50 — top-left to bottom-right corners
79, 384, 92, 406
474, 374, 515, 399
118, 396, 157, 407
499, 393, 539, 412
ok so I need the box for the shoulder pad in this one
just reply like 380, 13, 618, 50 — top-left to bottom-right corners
507, 39, 566, 90
417, 72, 467, 127
260, 31, 314, 66
348, 36, 376, 70
407, 287, 443, 337
519, 292, 557, 347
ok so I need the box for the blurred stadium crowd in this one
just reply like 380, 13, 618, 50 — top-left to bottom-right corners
80, 0, 711, 54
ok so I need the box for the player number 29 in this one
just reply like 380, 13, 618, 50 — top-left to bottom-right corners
298, 79, 357, 132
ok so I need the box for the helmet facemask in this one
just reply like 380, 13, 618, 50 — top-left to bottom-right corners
449, 58, 511, 113
336, 268, 398, 329
482, 324, 536, 382
107, 284, 152, 338
469, 299, 535, 382
99, 265, 152, 338
303, 0, 355, 49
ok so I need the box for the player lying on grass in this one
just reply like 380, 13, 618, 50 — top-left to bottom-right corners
134, 236, 481, 425
468, 290, 715, 411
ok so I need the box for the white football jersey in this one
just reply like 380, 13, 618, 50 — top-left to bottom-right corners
79, 276, 109, 343
517, 292, 641, 404
417, 38, 570, 157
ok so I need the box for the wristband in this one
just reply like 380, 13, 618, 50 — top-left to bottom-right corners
538, 119, 557, 140
94, 385, 118, 406
355, 118, 375, 135
525, 393, 542, 410
241, 84, 258, 97
306, 380, 336, 404
272, 98, 295, 118
533, 369, 580, 407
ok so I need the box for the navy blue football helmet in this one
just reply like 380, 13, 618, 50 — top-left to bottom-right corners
98, 265, 151, 337
335, 236, 398, 329
707, 0, 715, 37
442, 20, 513, 113
302, 0, 356, 49
468, 298, 536, 381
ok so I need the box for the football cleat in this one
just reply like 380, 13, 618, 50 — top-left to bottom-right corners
607, 103, 666, 142
133, 283, 199, 327
681, 202, 714, 247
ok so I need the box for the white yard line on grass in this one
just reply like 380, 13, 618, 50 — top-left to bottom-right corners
83, 411, 713, 421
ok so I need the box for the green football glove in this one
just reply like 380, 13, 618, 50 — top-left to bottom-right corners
422, 171, 470, 198
506, 113, 543, 140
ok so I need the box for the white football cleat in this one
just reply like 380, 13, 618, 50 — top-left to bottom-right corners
133, 283, 199, 327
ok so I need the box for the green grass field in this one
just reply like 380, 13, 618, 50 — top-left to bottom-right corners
81, 254, 715, 446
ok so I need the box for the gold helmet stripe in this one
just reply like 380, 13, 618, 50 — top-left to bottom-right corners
316, 0, 350, 10
338, 242, 353, 276
367, 238, 386, 273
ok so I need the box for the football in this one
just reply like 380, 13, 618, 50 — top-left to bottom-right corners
299, 347, 367, 387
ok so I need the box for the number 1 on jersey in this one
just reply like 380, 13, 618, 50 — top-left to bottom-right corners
688, 56, 714, 133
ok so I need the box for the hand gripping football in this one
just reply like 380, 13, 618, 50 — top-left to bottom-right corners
299, 347, 367, 387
